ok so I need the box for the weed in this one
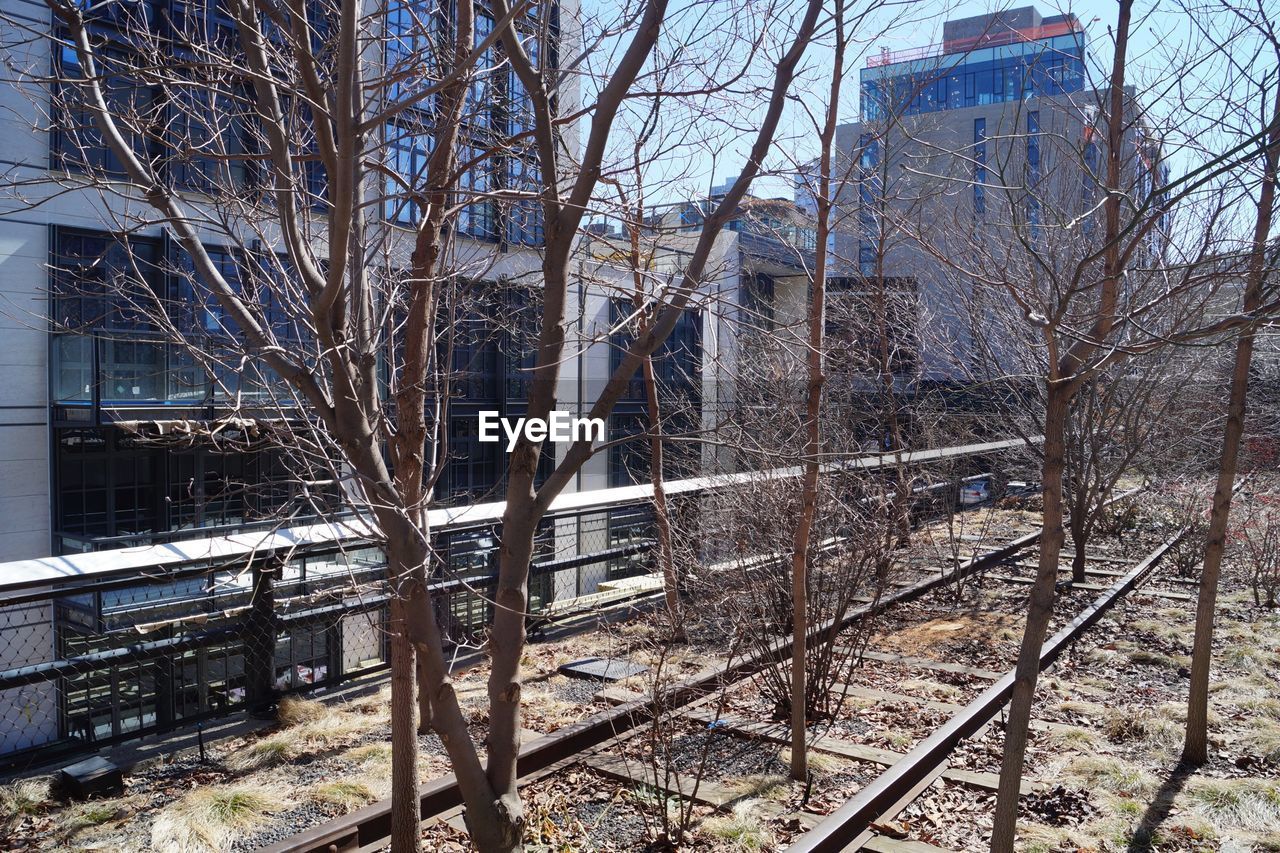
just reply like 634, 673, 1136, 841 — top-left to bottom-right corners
1127, 649, 1188, 669
277, 696, 328, 726
1065, 756, 1155, 798
1055, 699, 1107, 719
885, 731, 913, 750
1225, 645, 1280, 670
1249, 718, 1280, 764
0, 779, 49, 828
309, 780, 376, 812
699, 802, 776, 851
1244, 697, 1280, 721
344, 743, 392, 765
1051, 726, 1099, 750
900, 678, 962, 701
722, 774, 788, 802
151, 783, 287, 853
1185, 778, 1280, 832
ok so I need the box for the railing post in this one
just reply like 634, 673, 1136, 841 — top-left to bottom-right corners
245, 559, 278, 718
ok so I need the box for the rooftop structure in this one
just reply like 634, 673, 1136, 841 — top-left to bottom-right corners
861, 6, 1088, 120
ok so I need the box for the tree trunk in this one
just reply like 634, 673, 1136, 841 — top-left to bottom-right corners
484, 510, 537, 851
990, 384, 1070, 852
644, 354, 686, 643
1182, 326, 1253, 766
388, 594, 421, 853
787, 0, 843, 783
1070, 514, 1088, 584
1183, 76, 1280, 766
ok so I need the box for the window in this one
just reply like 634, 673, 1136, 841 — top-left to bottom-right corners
166, 84, 248, 192
508, 28, 540, 137
457, 147, 496, 239
1027, 111, 1041, 234
443, 414, 501, 500
506, 156, 544, 245
52, 230, 161, 334
386, 0, 443, 105
859, 242, 876, 277
742, 272, 768, 327
384, 122, 432, 225
449, 310, 501, 402
465, 13, 497, 132
608, 410, 649, 487
53, 44, 157, 178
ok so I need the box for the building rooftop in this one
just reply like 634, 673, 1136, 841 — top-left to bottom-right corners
867, 6, 1083, 68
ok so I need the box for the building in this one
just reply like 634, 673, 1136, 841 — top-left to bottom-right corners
830, 6, 1164, 383
0, 0, 776, 765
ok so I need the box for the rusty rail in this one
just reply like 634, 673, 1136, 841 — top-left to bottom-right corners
786, 523, 1185, 853
259, 528, 1043, 852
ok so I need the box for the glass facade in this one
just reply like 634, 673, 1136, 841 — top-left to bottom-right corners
381, 1, 550, 244
607, 301, 702, 487
861, 32, 1087, 121
52, 426, 311, 549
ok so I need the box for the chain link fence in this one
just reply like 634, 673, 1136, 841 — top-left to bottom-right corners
0, 438, 1030, 774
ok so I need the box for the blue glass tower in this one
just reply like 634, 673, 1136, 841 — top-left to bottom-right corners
861, 7, 1088, 122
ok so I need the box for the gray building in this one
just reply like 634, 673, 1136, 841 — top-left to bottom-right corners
829, 7, 1163, 382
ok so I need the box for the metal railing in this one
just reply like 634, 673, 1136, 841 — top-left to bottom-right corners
865, 20, 1082, 68
0, 437, 1036, 773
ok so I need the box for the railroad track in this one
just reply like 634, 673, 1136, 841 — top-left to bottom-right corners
785, 525, 1189, 853
261, 491, 1174, 853
261, 514, 1048, 853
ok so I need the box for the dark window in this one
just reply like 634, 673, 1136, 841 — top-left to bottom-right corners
442, 414, 501, 501
457, 146, 496, 239
506, 156, 544, 245
53, 44, 158, 178
740, 273, 775, 330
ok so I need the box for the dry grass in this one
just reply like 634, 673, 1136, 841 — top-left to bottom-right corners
778, 748, 846, 778
226, 702, 376, 771
1242, 697, 1280, 721
1247, 718, 1280, 765
721, 773, 789, 802
1127, 648, 1189, 670
1184, 778, 1280, 832
0, 779, 50, 829
1064, 756, 1156, 798
58, 799, 133, 838
276, 696, 329, 725
1048, 725, 1099, 750
1157, 700, 1222, 729
1224, 644, 1280, 670
151, 782, 288, 853
699, 801, 776, 851
521, 682, 587, 729
899, 678, 963, 702
308, 780, 377, 812
1054, 699, 1107, 719
1129, 618, 1190, 643
343, 742, 393, 766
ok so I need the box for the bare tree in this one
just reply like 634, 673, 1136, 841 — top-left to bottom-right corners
1181, 0, 1280, 769
0, 0, 835, 848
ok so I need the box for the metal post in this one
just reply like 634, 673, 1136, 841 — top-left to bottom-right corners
245, 560, 278, 719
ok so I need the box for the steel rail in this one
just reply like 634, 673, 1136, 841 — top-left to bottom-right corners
258, 525, 1044, 853
785, 524, 1186, 853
